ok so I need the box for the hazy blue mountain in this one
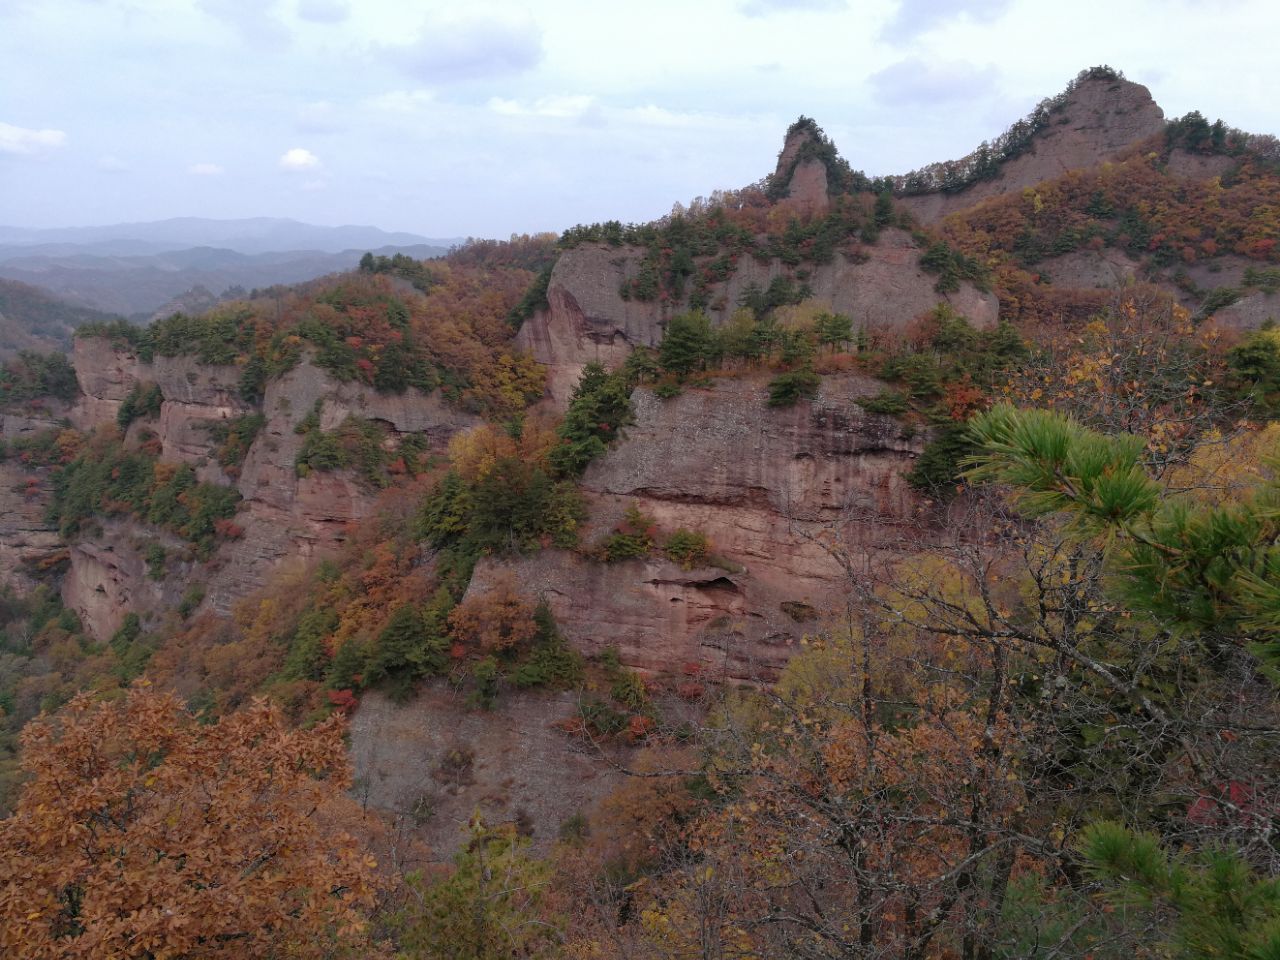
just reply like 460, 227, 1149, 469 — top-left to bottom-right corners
0, 218, 462, 256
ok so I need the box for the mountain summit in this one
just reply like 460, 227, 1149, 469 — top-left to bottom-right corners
767, 67, 1167, 224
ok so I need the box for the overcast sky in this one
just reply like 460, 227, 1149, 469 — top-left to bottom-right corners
2, 0, 1277, 238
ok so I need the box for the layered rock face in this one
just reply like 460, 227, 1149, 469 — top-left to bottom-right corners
204, 358, 479, 615
0, 411, 67, 592
469, 374, 927, 681
50, 74, 1188, 653
62, 338, 480, 636
1209, 292, 1280, 331
1037, 248, 1141, 290
901, 76, 1166, 224
71, 336, 250, 484
61, 519, 193, 640
519, 228, 999, 407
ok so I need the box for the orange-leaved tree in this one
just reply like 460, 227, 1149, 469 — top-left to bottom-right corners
0, 685, 381, 959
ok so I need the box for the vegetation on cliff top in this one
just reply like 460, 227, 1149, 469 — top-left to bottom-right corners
78, 255, 546, 419
0, 350, 78, 406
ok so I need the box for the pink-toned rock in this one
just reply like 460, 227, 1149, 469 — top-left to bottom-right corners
1165, 149, 1236, 180
1182, 255, 1254, 293
61, 519, 194, 640
470, 374, 928, 682
515, 245, 658, 406
63, 339, 482, 630
781, 157, 831, 218
69, 337, 250, 479
772, 125, 832, 216
0, 412, 67, 592
68, 338, 140, 431
203, 357, 480, 615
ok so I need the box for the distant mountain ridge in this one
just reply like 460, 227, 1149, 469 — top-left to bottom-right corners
0, 243, 453, 318
0, 217, 462, 256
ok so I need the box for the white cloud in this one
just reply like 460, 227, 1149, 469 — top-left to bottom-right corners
0, 121, 67, 155
188, 162, 225, 175
279, 147, 320, 170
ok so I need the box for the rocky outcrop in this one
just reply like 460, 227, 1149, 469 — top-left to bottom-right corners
784, 158, 831, 217
1165, 149, 1236, 181
203, 357, 480, 615
0, 412, 66, 592
521, 229, 999, 407
62, 519, 193, 640
69, 336, 145, 429
514, 247, 644, 406
902, 76, 1166, 224
64, 337, 482, 634
70, 336, 249, 482
1209, 291, 1280, 331
470, 374, 927, 681
1037, 248, 1141, 289
773, 126, 831, 217
349, 687, 631, 856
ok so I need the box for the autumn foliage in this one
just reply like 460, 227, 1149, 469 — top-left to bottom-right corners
447, 576, 538, 654
0, 687, 380, 958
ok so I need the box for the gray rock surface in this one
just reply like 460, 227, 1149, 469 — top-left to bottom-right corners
522, 229, 998, 408
901, 76, 1166, 224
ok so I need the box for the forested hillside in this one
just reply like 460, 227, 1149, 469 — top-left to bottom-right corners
1, 68, 1278, 958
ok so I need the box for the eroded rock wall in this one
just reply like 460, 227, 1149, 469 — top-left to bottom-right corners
349, 687, 632, 857
70, 337, 249, 484
62, 519, 195, 640
205, 358, 479, 614
521, 228, 999, 407
469, 374, 927, 681
0, 412, 66, 593
64, 338, 481, 635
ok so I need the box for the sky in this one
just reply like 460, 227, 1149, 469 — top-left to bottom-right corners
2, 0, 1278, 239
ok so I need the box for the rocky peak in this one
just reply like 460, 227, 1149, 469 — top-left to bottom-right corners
901, 68, 1166, 223
774, 121, 819, 180
1055, 72, 1166, 154
770, 118, 831, 216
